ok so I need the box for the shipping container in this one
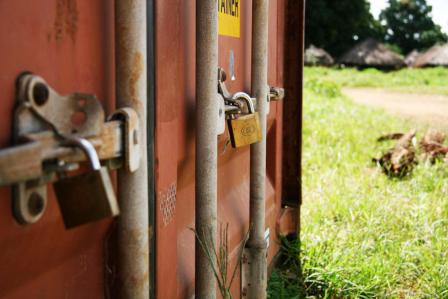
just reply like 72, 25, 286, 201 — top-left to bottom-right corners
0, 1, 304, 298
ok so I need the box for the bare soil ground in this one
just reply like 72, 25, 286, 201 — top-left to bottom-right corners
343, 88, 448, 128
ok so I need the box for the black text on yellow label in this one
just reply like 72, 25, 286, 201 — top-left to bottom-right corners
218, 0, 240, 38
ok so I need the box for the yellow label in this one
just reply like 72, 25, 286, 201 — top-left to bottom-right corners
218, 0, 240, 38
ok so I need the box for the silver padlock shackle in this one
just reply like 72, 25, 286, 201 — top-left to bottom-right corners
62, 137, 101, 171
231, 92, 255, 114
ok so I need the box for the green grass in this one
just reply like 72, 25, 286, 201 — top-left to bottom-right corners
268, 69, 448, 298
305, 66, 448, 95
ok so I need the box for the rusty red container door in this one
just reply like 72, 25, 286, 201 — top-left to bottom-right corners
0, 1, 115, 298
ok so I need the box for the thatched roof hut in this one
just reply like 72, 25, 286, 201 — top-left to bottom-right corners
405, 50, 420, 67
338, 38, 405, 69
414, 44, 448, 67
305, 45, 334, 66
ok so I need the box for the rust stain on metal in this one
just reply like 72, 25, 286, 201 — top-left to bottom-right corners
125, 228, 149, 289
130, 272, 149, 291
127, 228, 149, 263
129, 52, 144, 107
54, 0, 78, 42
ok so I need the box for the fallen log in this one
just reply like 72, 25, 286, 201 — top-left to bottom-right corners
420, 129, 448, 163
374, 129, 417, 177
377, 132, 404, 142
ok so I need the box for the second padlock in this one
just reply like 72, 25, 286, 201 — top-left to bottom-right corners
227, 92, 262, 148
53, 137, 119, 229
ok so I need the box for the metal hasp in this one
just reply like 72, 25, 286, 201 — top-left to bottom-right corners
269, 87, 285, 102
195, 0, 219, 298
15, 74, 104, 137
0, 73, 139, 227
108, 108, 141, 172
245, 0, 270, 298
115, 0, 149, 298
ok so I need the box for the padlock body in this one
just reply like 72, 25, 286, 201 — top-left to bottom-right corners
54, 167, 119, 229
227, 112, 262, 148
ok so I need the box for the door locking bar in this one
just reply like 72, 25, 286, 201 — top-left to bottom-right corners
0, 73, 141, 225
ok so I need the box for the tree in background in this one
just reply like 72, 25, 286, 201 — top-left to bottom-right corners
305, 0, 383, 58
380, 0, 447, 54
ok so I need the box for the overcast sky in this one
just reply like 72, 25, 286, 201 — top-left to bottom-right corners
369, 0, 448, 33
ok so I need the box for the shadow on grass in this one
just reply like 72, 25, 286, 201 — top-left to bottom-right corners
268, 236, 368, 299
267, 236, 307, 299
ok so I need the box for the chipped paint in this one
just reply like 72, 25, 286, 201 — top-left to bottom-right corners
129, 52, 144, 106
54, 0, 78, 42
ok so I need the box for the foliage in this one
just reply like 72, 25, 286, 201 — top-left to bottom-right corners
305, 0, 448, 58
384, 42, 404, 55
380, 0, 448, 54
267, 237, 305, 299
304, 66, 448, 95
268, 68, 448, 298
305, 0, 383, 57
192, 224, 249, 299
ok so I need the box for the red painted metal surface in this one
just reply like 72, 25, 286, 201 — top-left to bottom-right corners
155, 1, 292, 298
0, 1, 115, 298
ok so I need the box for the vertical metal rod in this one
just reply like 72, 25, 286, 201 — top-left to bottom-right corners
248, 0, 269, 298
195, 0, 218, 298
115, 1, 149, 298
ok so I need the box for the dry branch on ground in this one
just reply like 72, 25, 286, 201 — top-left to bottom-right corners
374, 130, 417, 177
374, 129, 448, 177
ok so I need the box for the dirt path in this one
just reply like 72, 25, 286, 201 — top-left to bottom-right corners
343, 88, 448, 128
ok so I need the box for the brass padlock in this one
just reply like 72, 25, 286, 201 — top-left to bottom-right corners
53, 137, 119, 229
227, 92, 262, 148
